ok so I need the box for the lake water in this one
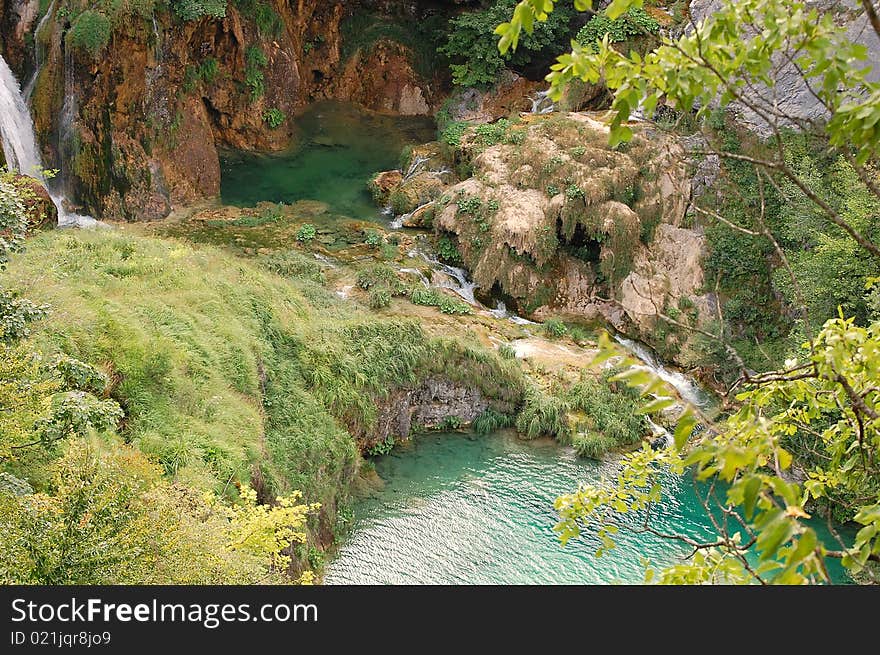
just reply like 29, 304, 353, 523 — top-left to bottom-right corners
325, 430, 853, 585
220, 102, 436, 221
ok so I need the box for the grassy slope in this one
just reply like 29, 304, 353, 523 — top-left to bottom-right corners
2, 228, 524, 543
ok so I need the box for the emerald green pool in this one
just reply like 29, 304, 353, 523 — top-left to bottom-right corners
325, 431, 853, 585
220, 102, 436, 220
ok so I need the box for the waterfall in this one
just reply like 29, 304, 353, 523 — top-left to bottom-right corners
409, 247, 479, 305
1, 56, 45, 178
390, 200, 434, 229
0, 53, 96, 227
401, 155, 429, 183
614, 335, 711, 411
529, 90, 555, 115
23, 0, 55, 101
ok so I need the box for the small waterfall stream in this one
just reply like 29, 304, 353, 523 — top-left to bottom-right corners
529, 90, 555, 115
0, 53, 95, 227
23, 0, 55, 101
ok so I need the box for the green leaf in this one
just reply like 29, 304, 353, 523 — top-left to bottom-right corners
673, 412, 697, 450
742, 476, 762, 521
636, 397, 677, 415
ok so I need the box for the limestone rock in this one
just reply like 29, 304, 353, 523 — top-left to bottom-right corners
688, 0, 880, 136
12, 174, 56, 229
445, 70, 545, 124
364, 376, 491, 450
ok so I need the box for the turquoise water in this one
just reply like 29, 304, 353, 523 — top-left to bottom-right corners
220, 102, 436, 221
325, 431, 853, 585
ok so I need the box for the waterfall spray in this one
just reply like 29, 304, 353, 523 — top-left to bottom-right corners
0, 53, 96, 227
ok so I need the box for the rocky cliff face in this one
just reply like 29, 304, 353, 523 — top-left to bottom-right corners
688, 0, 880, 136
377, 112, 713, 364
366, 377, 491, 450
1, 1, 456, 220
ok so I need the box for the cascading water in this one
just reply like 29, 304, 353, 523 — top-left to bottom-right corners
0, 55, 43, 178
409, 247, 479, 305
23, 0, 55, 101
614, 335, 712, 412
0, 53, 95, 227
529, 90, 555, 115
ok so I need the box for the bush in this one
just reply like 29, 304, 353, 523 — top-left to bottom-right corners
472, 409, 513, 434
439, 0, 576, 87
409, 288, 473, 315
566, 371, 647, 452
263, 108, 286, 129
259, 250, 325, 284
171, 0, 227, 22
368, 288, 391, 310
67, 11, 111, 58
363, 229, 384, 248
296, 224, 317, 243
0, 178, 29, 269
232, 0, 282, 37
0, 288, 48, 343
515, 387, 570, 441
440, 121, 470, 147
356, 264, 400, 291
543, 318, 567, 338
245, 46, 268, 101
366, 436, 395, 457
576, 8, 660, 50
498, 343, 517, 360
437, 235, 462, 265
49, 354, 108, 395
572, 432, 616, 459
438, 416, 463, 430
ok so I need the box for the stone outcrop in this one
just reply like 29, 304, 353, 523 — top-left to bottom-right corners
11, 173, 56, 228
335, 40, 437, 115
444, 71, 545, 124
364, 377, 490, 450
688, 0, 880, 136
376, 112, 712, 365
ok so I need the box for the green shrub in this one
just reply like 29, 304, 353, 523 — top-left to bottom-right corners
437, 235, 462, 265
259, 250, 325, 284
498, 343, 517, 360
263, 108, 286, 129
515, 387, 570, 441
49, 354, 108, 395
409, 288, 472, 315
439, 0, 576, 87
440, 121, 470, 147
232, 0, 282, 37
572, 432, 617, 459
363, 229, 384, 248
438, 416, 463, 430
369, 288, 392, 310
171, 0, 227, 22
576, 8, 660, 51
67, 11, 111, 58
566, 371, 647, 451
357, 264, 396, 290
0, 289, 48, 343
245, 46, 268, 101
543, 318, 567, 338
366, 436, 395, 457
296, 224, 317, 243
456, 196, 483, 215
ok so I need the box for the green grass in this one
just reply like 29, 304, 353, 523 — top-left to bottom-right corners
2, 229, 524, 525
566, 371, 648, 456
515, 387, 571, 442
